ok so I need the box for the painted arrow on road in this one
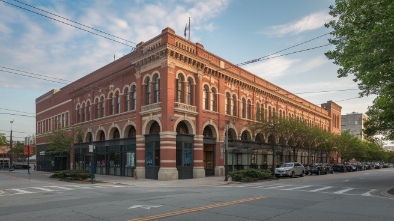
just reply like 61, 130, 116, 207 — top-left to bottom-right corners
129, 205, 162, 210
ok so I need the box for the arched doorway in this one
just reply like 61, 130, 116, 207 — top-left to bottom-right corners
203, 125, 215, 176
176, 121, 194, 179
145, 121, 160, 179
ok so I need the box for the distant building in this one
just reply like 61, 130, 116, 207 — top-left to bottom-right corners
341, 112, 368, 140
384, 146, 394, 152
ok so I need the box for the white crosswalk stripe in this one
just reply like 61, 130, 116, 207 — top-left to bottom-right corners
2, 184, 125, 196
231, 184, 378, 197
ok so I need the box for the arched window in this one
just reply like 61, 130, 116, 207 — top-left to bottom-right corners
110, 93, 114, 115
187, 77, 193, 105
146, 78, 151, 105
247, 99, 251, 119
153, 74, 160, 103
95, 98, 99, 119
176, 121, 189, 134
131, 85, 136, 110
115, 92, 120, 114
203, 126, 213, 137
225, 92, 231, 115
128, 126, 136, 138
242, 98, 246, 118
113, 129, 120, 139
100, 96, 105, 117
211, 88, 217, 111
87, 101, 90, 121
279, 110, 283, 119
268, 106, 272, 122
149, 122, 160, 134
256, 103, 261, 121
176, 74, 184, 103
241, 131, 250, 141
232, 94, 237, 116
81, 103, 85, 122
203, 85, 209, 110
124, 88, 130, 112
77, 105, 81, 123
99, 131, 105, 141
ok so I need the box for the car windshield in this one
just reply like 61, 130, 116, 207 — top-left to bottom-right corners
282, 163, 293, 167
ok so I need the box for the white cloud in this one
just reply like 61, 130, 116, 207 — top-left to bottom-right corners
264, 11, 332, 37
244, 56, 299, 81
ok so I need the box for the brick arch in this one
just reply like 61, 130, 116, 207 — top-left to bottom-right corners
173, 118, 195, 135
201, 121, 219, 141
142, 73, 151, 84
108, 125, 121, 139
122, 84, 130, 94
142, 118, 162, 135
240, 128, 253, 140
175, 70, 186, 79
151, 70, 161, 79
122, 121, 138, 138
96, 127, 106, 141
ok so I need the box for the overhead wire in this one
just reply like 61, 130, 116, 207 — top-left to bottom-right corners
0, 0, 136, 48
0, 108, 35, 115
11, 0, 137, 45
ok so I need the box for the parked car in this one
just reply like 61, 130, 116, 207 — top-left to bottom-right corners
13, 165, 31, 169
275, 162, 305, 178
332, 164, 346, 173
308, 163, 330, 175
374, 163, 381, 169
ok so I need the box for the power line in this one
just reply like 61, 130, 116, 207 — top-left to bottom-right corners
295, 88, 359, 95
0, 129, 31, 134
0, 112, 35, 118
0, 69, 67, 84
1, 0, 135, 48
237, 33, 331, 66
0, 108, 34, 115
0, 66, 71, 83
11, 0, 136, 45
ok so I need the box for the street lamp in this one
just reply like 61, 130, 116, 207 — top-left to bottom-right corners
10, 119, 14, 168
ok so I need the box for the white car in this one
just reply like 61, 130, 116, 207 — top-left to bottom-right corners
275, 162, 305, 178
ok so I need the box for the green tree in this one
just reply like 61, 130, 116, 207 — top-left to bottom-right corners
325, 0, 394, 140
47, 128, 73, 155
0, 133, 8, 146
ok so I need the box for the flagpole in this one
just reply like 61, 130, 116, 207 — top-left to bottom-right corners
188, 17, 190, 41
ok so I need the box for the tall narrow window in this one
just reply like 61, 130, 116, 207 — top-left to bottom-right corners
124, 88, 130, 112
101, 97, 105, 117
154, 75, 160, 103
87, 102, 90, 121
268, 106, 272, 122
176, 74, 184, 103
95, 98, 99, 118
226, 93, 231, 115
110, 93, 114, 115
242, 98, 246, 118
131, 85, 136, 110
247, 99, 251, 119
211, 88, 217, 111
77, 105, 81, 123
187, 78, 192, 105
261, 104, 265, 121
81, 104, 85, 122
146, 78, 151, 105
116, 92, 120, 114
232, 95, 237, 116
203, 85, 209, 110
256, 103, 261, 121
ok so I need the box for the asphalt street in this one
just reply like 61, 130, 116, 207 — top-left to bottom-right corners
1, 168, 394, 221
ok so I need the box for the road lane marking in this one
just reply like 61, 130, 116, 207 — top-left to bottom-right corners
361, 189, 376, 196
10, 189, 35, 194
282, 185, 312, 190
127, 196, 268, 221
334, 188, 354, 194
262, 185, 292, 189
44, 186, 74, 190
31, 187, 55, 192
309, 186, 332, 192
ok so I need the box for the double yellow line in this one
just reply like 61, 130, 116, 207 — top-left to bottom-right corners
128, 196, 268, 221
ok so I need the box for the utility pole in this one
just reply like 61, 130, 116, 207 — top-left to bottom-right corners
10, 119, 14, 168
224, 122, 229, 181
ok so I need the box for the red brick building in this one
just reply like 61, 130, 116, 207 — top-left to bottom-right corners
35, 27, 341, 180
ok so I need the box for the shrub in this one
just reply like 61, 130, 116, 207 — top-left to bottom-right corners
229, 169, 273, 182
50, 169, 90, 181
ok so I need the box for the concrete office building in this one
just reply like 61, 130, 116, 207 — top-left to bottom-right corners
341, 112, 368, 140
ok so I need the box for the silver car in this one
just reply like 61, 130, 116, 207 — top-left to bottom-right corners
275, 162, 305, 178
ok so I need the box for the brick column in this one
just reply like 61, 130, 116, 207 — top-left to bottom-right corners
158, 131, 178, 180
193, 135, 205, 178
135, 135, 145, 178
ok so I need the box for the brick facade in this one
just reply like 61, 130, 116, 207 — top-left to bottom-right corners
36, 27, 341, 180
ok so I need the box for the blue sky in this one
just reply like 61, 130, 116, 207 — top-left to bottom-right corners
0, 0, 375, 142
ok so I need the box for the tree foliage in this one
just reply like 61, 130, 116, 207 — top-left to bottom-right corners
325, 0, 394, 140
47, 128, 73, 155
0, 133, 8, 146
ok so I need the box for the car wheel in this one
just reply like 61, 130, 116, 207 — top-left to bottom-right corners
317, 171, 321, 175
300, 171, 304, 177
291, 171, 295, 178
